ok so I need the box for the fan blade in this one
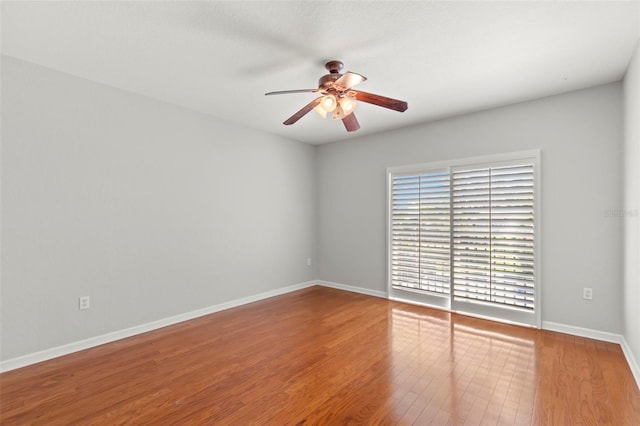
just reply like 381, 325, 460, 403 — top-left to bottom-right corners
349, 90, 408, 112
342, 113, 360, 132
333, 72, 367, 91
265, 89, 319, 96
283, 97, 322, 125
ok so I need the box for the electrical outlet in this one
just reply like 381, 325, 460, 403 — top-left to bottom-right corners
307, 258, 312, 266
582, 288, 593, 300
79, 296, 90, 310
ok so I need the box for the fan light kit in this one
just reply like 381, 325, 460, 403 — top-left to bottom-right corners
265, 60, 408, 132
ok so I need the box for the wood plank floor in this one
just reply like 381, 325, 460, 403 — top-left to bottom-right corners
1, 286, 639, 425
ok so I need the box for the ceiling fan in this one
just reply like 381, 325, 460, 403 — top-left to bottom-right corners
265, 60, 408, 132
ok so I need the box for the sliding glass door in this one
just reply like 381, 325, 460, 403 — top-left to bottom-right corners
387, 151, 540, 327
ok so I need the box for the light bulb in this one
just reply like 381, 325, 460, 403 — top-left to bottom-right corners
320, 95, 337, 112
339, 96, 357, 116
314, 103, 327, 118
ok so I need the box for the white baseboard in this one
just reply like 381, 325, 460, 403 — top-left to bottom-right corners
316, 280, 387, 299
621, 337, 640, 390
542, 321, 622, 344
0, 280, 317, 373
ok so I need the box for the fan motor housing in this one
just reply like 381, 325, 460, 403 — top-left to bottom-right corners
318, 73, 341, 90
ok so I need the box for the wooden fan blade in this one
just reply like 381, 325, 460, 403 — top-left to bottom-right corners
349, 90, 408, 112
333, 72, 367, 91
342, 113, 360, 132
283, 97, 322, 125
265, 89, 319, 96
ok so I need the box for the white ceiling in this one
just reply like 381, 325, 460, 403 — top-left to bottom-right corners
2, 1, 639, 145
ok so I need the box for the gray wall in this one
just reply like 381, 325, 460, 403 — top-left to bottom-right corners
1, 56, 316, 360
317, 83, 624, 334
624, 41, 640, 371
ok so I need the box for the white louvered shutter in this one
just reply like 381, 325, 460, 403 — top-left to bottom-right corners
391, 172, 451, 294
390, 174, 421, 290
452, 164, 535, 311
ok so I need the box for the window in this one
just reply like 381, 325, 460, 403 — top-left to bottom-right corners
388, 151, 540, 327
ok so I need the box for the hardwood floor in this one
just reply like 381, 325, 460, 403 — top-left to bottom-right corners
1, 286, 639, 425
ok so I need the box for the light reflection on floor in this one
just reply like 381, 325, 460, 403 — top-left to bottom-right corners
388, 304, 538, 424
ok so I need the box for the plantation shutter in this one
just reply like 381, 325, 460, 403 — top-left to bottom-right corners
390, 174, 421, 290
390, 171, 451, 306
